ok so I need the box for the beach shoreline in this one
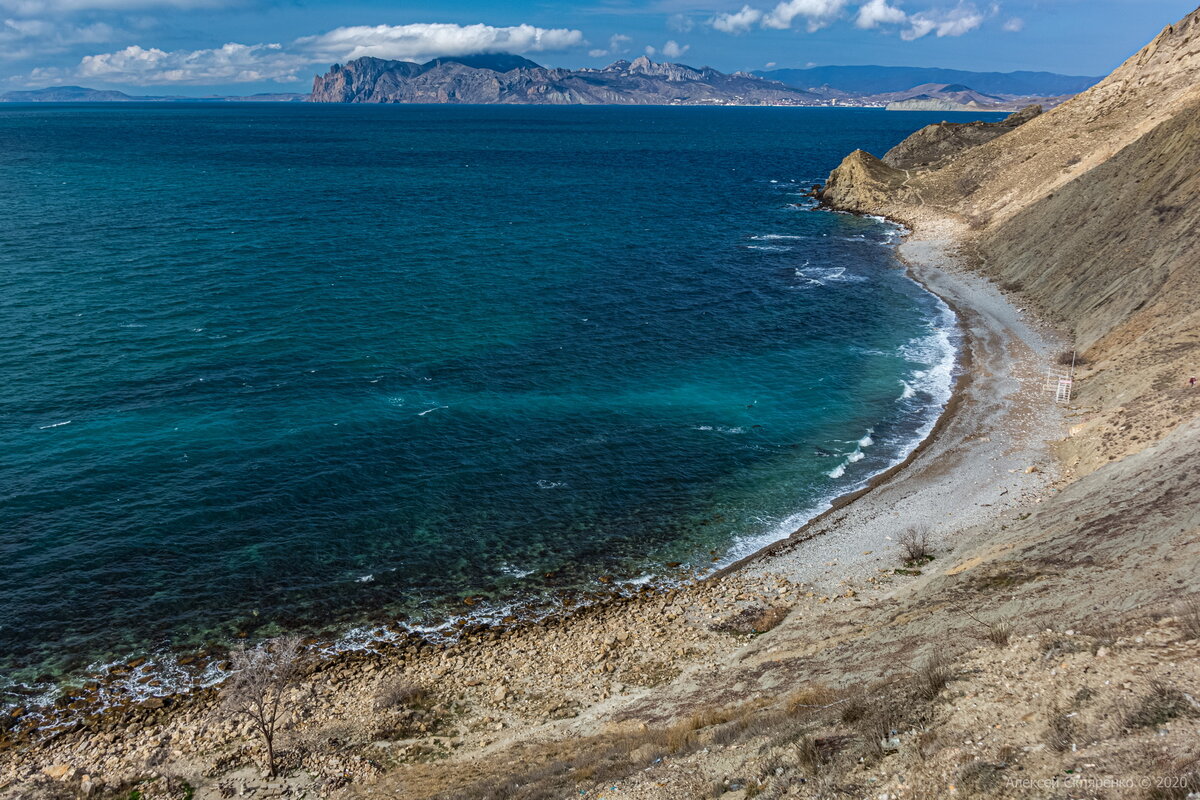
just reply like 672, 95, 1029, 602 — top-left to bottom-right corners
2, 209, 963, 719
0, 211, 1069, 798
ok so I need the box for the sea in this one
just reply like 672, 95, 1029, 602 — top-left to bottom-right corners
0, 104, 996, 708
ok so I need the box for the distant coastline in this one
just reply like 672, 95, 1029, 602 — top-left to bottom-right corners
2, 58, 1096, 109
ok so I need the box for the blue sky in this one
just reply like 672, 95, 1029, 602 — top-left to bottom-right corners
2, 0, 1196, 94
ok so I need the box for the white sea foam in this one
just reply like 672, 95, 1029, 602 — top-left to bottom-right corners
899, 305, 958, 409
536, 480, 564, 489
356, 574, 374, 583
417, 405, 447, 416
747, 244, 791, 252
798, 266, 864, 284
900, 380, 916, 399
39, 421, 71, 429
714, 301, 960, 573
751, 234, 807, 241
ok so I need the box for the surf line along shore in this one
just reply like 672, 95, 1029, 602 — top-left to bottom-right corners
0, 215, 1060, 796
0, 215, 1065, 795
714, 211, 1063, 594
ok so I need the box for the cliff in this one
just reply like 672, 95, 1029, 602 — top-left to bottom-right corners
310, 54, 821, 105
884, 96, 977, 111
821, 6, 1200, 477
881, 104, 1041, 169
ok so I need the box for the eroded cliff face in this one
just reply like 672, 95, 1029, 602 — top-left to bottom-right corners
820, 6, 1200, 477
880, 104, 1041, 170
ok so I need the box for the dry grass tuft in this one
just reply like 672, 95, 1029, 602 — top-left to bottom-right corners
854, 706, 899, 761
1144, 753, 1200, 800
785, 685, 843, 715
1039, 632, 1081, 660
713, 606, 790, 635
1056, 349, 1087, 367
373, 677, 427, 712
914, 652, 953, 701
976, 619, 1014, 647
653, 707, 732, 753
1044, 705, 1076, 753
1123, 679, 1197, 730
1177, 597, 1200, 641
958, 760, 1005, 793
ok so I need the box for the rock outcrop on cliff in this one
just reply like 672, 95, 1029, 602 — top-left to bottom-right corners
880, 104, 1041, 168
310, 54, 821, 105
821, 6, 1200, 477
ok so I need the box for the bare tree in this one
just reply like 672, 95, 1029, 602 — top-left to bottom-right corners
221, 636, 304, 778
897, 525, 932, 565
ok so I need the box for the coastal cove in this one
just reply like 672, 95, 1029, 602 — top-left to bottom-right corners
0, 187, 1069, 796
6, 5, 1200, 797
0, 104, 988, 711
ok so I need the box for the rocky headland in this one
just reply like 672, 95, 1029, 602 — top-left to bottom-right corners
309, 55, 820, 105
5, 7, 1200, 800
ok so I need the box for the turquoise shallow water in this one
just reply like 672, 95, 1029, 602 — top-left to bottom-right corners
0, 104, 986, 701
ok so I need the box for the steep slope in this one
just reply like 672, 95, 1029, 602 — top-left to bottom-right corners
820, 6, 1200, 476
882, 104, 1041, 169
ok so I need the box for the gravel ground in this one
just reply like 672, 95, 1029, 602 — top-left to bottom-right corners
730, 218, 1069, 596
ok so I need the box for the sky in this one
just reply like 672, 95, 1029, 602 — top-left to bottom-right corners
2, 0, 1197, 95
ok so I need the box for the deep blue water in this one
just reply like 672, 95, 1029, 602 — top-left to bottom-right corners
0, 104, 980, 700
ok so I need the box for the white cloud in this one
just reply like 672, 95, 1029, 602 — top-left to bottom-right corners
855, 0, 907, 29
296, 23, 584, 63
711, 5, 763, 34
54, 42, 309, 84
901, 2, 985, 40
644, 44, 655, 56
1, 0, 222, 12
667, 13, 695, 33
1002, 16, 1024, 32
29, 21, 589, 85
661, 39, 689, 59
1, 17, 114, 60
761, 0, 849, 32
588, 32, 631, 58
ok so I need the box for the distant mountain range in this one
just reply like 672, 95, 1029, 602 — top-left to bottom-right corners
754, 65, 1102, 97
310, 54, 820, 105
311, 55, 1080, 109
2, 59, 1100, 109
0, 85, 306, 103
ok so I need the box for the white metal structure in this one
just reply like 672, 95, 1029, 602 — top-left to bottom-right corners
1044, 351, 1077, 404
